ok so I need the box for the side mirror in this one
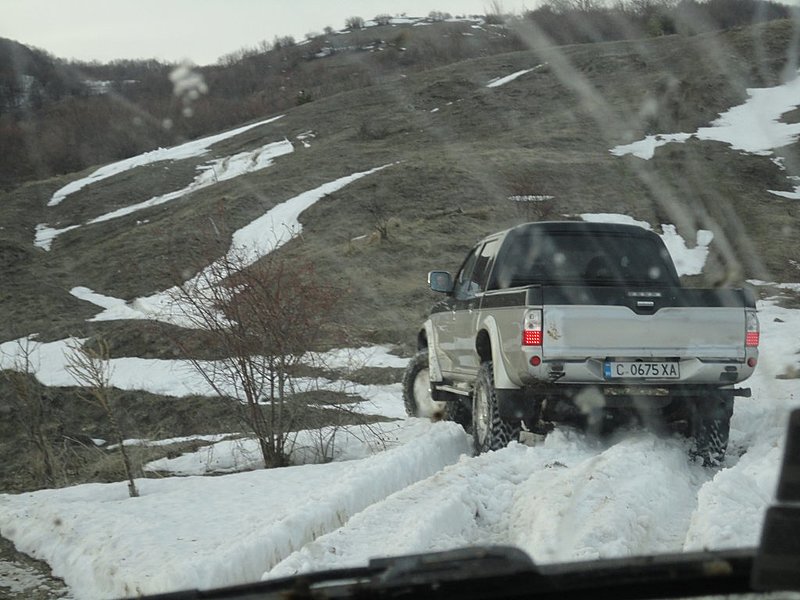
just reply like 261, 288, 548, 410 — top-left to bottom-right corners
428, 271, 453, 294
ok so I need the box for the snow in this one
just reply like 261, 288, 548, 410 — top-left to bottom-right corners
610, 74, 800, 199
659, 224, 713, 277
144, 421, 434, 476
694, 74, 800, 154
109, 433, 234, 450
768, 187, 800, 199
580, 213, 713, 276
0, 336, 407, 419
36, 139, 294, 250
0, 297, 798, 598
34, 223, 80, 252
303, 345, 409, 370
222, 164, 391, 268
486, 64, 547, 88
0, 336, 207, 396
0, 560, 62, 597
5, 94, 800, 598
86, 140, 294, 225
47, 116, 284, 207
510, 432, 706, 562
486, 68, 535, 88
0, 421, 470, 599
747, 280, 800, 293
73, 163, 394, 326
610, 133, 692, 160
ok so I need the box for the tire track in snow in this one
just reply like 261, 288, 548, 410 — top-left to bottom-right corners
264, 431, 601, 579
508, 431, 708, 563
265, 428, 713, 579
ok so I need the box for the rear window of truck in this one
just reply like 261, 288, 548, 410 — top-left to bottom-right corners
490, 232, 679, 289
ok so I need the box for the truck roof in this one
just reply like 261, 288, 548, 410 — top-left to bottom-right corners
494, 220, 659, 241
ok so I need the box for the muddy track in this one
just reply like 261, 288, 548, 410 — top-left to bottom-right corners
0, 537, 69, 599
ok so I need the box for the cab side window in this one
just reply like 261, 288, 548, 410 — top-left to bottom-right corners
454, 241, 498, 299
472, 240, 498, 291
453, 247, 480, 299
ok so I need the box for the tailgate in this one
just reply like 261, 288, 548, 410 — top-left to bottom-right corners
541, 287, 748, 360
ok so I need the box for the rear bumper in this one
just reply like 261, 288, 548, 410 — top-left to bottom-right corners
519, 355, 757, 387
497, 383, 749, 421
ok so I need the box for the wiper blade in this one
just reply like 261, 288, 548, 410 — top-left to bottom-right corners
139, 546, 756, 600
370, 547, 755, 600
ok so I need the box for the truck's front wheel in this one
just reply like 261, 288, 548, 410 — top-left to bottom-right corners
402, 350, 446, 418
472, 362, 521, 454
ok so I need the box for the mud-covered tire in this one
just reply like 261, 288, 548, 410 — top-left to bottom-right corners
402, 350, 446, 418
472, 361, 521, 454
689, 395, 733, 467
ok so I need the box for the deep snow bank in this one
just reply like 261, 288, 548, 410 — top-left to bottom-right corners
0, 420, 470, 600
683, 297, 800, 551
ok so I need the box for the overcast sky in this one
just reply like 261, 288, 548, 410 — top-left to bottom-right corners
2, 1, 534, 66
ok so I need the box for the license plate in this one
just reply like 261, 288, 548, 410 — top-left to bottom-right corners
604, 361, 680, 379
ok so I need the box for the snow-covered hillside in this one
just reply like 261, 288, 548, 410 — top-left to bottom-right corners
1, 62, 800, 600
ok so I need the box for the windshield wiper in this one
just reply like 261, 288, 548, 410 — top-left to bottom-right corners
140, 546, 754, 600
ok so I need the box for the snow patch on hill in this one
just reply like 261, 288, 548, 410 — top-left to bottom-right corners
609, 73, 800, 198
0, 336, 407, 419
47, 115, 284, 207
36, 138, 294, 251
70, 163, 393, 326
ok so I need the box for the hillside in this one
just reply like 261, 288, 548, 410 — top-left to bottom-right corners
0, 1, 791, 190
2, 19, 799, 347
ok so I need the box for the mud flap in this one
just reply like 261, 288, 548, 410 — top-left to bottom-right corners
496, 388, 538, 421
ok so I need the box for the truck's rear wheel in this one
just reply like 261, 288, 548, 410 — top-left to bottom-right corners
689, 394, 733, 466
472, 361, 521, 454
402, 351, 446, 418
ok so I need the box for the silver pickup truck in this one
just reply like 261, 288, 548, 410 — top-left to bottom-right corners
403, 221, 759, 465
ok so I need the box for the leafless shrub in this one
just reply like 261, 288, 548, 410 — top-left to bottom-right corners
509, 195, 556, 222
65, 339, 139, 497
428, 11, 453, 21
165, 249, 350, 468
346, 16, 365, 30
366, 197, 392, 241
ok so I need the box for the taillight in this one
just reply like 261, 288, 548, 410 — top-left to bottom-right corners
523, 309, 543, 346
745, 310, 759, 347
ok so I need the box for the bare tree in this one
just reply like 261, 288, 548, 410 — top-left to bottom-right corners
166, 251, 344, 468
66, 339, 139, 498
345, 16, 365, 30
428, 10, 452, 21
